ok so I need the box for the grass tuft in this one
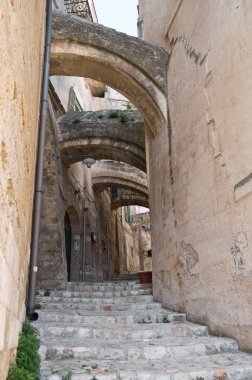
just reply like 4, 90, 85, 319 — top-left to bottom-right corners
7, 321, 40, 380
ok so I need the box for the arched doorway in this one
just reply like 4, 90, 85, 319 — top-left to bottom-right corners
64, 212, 72, 281
64, 206, 81, 282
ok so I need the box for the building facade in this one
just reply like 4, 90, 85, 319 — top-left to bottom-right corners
139, 0, 252, 349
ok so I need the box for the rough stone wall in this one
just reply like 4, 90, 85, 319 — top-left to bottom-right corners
109, 208, 140, 276
38, 104, 68, 290
139, 0, 252, 349
139, 225, 152, 271
0, 1, 46, 377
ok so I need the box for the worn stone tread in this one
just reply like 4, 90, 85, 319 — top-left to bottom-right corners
40, 335, 239, 362
37, 309, 186, 324
37, 280, 252, 380
45, 289, 152, 298
36, 301, 162, 311
36, 321, 208, 340
36, 294, 154, 304
65, 282, 151, 292
40, 354, 252, 380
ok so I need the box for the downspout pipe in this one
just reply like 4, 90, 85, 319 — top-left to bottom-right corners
26, 0, 53, 320
82, 208, 88, 282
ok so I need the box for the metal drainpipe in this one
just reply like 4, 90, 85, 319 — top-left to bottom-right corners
106, 221, 110, 280
26, 0, 53, 320
82, 208, 88, 282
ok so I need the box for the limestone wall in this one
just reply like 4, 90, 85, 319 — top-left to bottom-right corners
139, 0, 252, 349
0, 1, 46, 377
109, 208, 140, 276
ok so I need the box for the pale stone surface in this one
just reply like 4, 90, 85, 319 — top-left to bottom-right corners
36, 280, 252, 379
139, 0, 252, 350
0, 1, 45, 374
0, 304, 6, 351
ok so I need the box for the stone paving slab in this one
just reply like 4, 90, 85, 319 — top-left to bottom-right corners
39, 335, 238, 361
40, 354, 252, 380
37, 310, 186, 324
36, 301, 162, 312
65, 283, 151, 292
36, 321, 208, 340
47, 289, 152, 298
36, 295, 154, 304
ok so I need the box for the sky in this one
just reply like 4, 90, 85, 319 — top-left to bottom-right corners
94, 0, 138, 36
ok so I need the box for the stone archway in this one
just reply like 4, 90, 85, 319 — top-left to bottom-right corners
58, 110, 146, 171
111, 193, 149, 210
91, 161, 148, 196
49, 11, 170, 293
51, 11, 168, 136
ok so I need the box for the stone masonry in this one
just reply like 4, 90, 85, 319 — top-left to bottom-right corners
36, 280, 252, 379
58, 110, 146, 171
139, 0, 252, 350
0, 1, 46, 377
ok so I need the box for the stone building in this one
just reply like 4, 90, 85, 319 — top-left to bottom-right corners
138, 0, 252, 350
1, 0, 252, 377
0, 2, 46, 377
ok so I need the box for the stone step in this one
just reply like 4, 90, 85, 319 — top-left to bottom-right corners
36, 301, 162, 312
37, 280, 252, 380
36, 294, 154, 304
68, 279, 139, 286
37, 309, 186, 324
39, 355, 252, 380
45, 288, 152, 298
65, 282, 151, 292
36, 321, 209, 340
109, 273, 139, 281
39, 336, 238, 362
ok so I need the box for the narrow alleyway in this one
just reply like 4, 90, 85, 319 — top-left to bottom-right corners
36, 281, 252, 379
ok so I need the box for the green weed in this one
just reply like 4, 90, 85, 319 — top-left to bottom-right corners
119, 113, 128, 123
63, 371, 72, 380
7, 321, 40, 380
72, 118, 80, 124
108, 110, 119, 118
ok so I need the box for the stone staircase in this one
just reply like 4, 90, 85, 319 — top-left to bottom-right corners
35, 281, 252, 380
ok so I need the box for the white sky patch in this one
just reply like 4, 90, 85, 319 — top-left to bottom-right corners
94, 0, 138, 36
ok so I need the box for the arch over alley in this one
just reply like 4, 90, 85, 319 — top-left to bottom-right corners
58, 110, 146, 171
91, 161, 148, 196
51, 11, 168, 136
111, 193, 149, 210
